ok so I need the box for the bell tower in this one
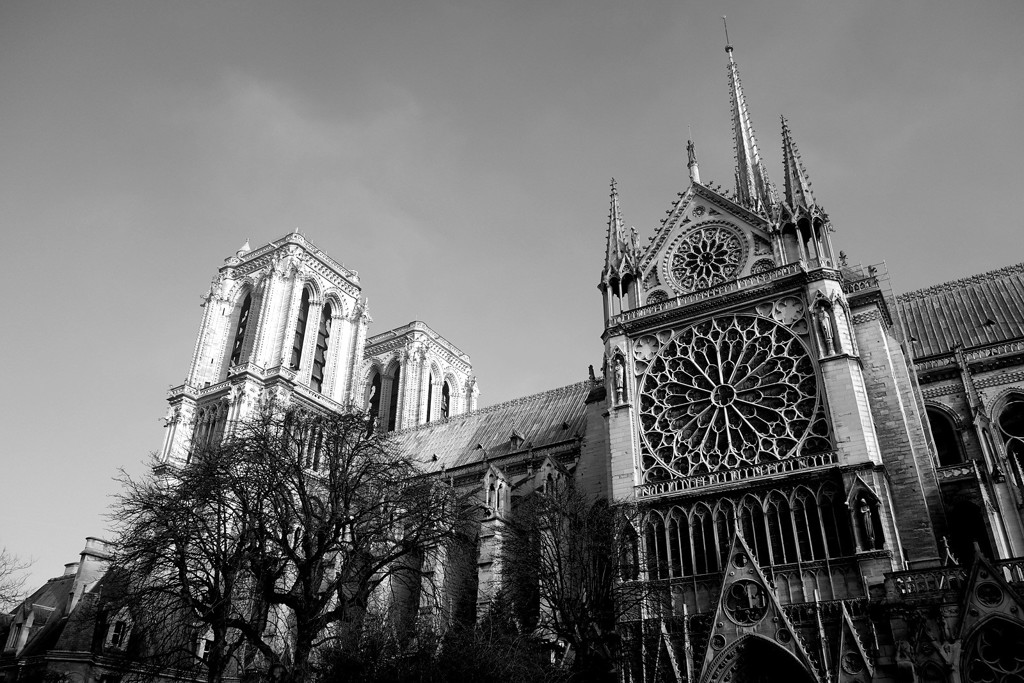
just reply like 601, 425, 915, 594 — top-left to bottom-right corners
160, 230, 371, 464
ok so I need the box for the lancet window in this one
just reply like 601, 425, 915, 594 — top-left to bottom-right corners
642, 482, 852, 580
229, 293, 252, 367
926, 406, 965, 467
441, 381, 451, 419
386, 365, 401, 432
310, 302, 332, 393
997, 394, 1024, 476
290, 287, 311, 370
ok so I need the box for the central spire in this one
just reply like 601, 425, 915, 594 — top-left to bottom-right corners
724, 17, 777, 214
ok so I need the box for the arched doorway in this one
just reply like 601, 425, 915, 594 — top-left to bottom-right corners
703, 635, 815, 683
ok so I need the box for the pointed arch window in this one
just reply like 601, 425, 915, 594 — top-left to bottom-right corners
713, 500, 735, 570
367, 370, 382, 433
766, 492, 798, 564
927, 407, 965, 467
793, 487, 826, 561
739, 496, 770, 564
820, 484, 854, 555
691, 505, 716, 574
310, 303, 332, 393
426, 372, 435, 423
229, 293, 252, 367
441, 381, 451, 419
619, 524, 639, 581
290, 288, 311, 370
386, 366, 401, 432
645, 514, 668, 580
998, 395, 1024, 482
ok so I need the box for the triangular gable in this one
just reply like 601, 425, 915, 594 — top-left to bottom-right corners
956, 551, 1024, 641
698, 533, 821, 683
639, 184, 777, 302
834, 603, 874, 683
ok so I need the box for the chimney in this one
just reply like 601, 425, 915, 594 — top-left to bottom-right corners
70, 537, 113, 611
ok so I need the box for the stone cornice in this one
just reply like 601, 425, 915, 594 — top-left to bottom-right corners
222, 233, 361, 297
365, 321, 471, 364
896, 261, 1024, 303
610, 263, 817, 333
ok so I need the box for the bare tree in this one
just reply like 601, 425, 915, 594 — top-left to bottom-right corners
502, 481, 643, 682
112, 405, 465, 683
230, 406, 464, 682
0, 547, 30, 611
112, 444, 265, 683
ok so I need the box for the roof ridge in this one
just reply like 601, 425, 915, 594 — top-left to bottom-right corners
897, 262, 1024, 302
390, 380, 594, 436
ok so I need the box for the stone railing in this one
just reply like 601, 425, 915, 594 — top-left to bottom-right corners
936, 461, 981, 482
885, 565, 966, 599
842, 275, 880, 294
612, 263, 804, 325
636, 451, 838, 499
887, 557, 1024, 600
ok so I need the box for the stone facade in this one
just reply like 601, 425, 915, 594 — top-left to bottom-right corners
7, 41, 1024, 683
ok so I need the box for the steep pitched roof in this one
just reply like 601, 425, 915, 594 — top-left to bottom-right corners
896, 262, 1024, 358
390, 381, 594, 473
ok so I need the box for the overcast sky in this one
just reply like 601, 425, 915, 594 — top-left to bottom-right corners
2, 0, 1022, 589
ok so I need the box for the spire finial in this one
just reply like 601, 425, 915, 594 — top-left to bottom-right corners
602, 178, 637, 286
725, 24, 776, 213
780, 115, 817, 210
723, 16, 733, 55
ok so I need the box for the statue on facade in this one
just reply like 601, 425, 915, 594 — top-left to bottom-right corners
859, 499, 876, 550
819, 306, 836, 356
614, 357, 625, 403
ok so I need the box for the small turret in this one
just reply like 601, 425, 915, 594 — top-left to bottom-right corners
724, 19, 777, 215
776, 117, 835, 267
599, 179, 641, 324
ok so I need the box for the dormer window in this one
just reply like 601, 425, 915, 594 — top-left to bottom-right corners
105, 615, 131, 650
290, 288, 311, 370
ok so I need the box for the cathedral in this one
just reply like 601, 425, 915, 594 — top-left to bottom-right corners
6, 39, 1024, 683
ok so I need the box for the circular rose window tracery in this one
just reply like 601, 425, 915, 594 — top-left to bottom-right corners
638, 315, 820, 481
668, 225, 745, 292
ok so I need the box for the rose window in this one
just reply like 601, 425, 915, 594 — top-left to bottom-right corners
638, 315, 822, 481
669, 225, 744, 292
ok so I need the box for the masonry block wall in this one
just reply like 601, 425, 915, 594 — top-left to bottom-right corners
853, 304, 941, 567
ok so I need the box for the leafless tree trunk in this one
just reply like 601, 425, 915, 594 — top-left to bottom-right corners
502, 481, 644, 682
0, 547, 30, 611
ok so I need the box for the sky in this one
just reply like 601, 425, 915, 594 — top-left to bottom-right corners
1, 0, 1023, 589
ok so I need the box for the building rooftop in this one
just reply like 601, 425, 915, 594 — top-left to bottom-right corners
390, 380, 595, 474
897, 262, 1024, 358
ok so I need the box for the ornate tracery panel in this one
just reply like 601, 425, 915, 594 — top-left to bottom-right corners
637, 314, 828, 483
663, 223, 749, 294
962, 618, 1024, 683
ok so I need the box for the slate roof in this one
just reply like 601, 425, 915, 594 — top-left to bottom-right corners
896, 262, 1024, 358
390, 381, 595, 474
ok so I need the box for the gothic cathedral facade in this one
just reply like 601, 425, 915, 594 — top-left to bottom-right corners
9, 38, 1024, 683
598, 43, 1024, 683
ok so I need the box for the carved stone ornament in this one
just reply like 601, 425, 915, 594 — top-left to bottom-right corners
637, 315, 821, 481
841, 652, 865, 674
724, 580, 768, 626
666, 224, 747, 293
